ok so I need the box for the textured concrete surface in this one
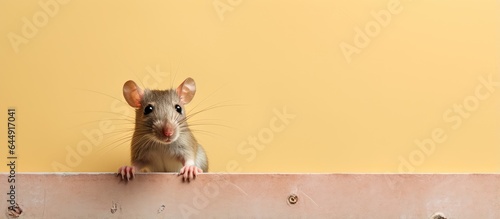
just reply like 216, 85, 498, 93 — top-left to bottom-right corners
1, 173, 499, 218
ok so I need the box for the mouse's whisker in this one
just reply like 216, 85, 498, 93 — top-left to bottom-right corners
187, 118, 232, 123
102, 128, 136, 136
185, 103, 242, 121
75, 110, 137, 120
188, 100, 240, 114
99, 137, 131, 152
97, 135, 133, 155
68, 119, 134, 130
76, 88, 129, 106
186, 123, 236, 130
188, 129, 222, 138
186, 82, 237, 113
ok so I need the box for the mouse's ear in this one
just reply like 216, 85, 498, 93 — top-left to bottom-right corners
123, 80, 144, 108
176, 77, 196, 104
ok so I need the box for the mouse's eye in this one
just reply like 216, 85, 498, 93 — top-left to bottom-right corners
175, 104, 182, 114
144, 104, 154, 115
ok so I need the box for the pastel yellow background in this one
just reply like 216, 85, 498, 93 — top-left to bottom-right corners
1, 0, 499, 173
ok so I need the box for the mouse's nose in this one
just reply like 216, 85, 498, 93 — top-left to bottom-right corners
163, 124, 174, 137
163, 128, 173, 137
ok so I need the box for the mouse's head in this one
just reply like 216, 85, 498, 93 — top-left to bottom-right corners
123, 78, 196, 144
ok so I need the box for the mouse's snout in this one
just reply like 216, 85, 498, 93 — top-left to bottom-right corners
163, 126, 174, 137
159, 122, 177, 143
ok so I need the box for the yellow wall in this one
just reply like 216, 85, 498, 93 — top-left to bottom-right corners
1, 0, 499, 173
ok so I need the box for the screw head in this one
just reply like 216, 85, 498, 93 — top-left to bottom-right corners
288, 194, 298, 205
431, 212, 447, 219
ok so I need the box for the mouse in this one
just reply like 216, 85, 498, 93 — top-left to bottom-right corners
117, 77, 208, 182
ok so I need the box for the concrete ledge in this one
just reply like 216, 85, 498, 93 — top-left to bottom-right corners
1, 173, 499, 218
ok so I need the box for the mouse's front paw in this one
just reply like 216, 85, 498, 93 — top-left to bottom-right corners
179, 165, 203, 182
117, 165, 135, 181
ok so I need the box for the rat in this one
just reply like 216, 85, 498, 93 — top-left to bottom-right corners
117, 77, 208, 182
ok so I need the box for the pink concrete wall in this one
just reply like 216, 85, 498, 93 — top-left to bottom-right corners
1, 173, 499, 218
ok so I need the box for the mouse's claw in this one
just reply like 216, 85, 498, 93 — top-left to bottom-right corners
179, 165, 203, 182
117, 166, 135, 181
